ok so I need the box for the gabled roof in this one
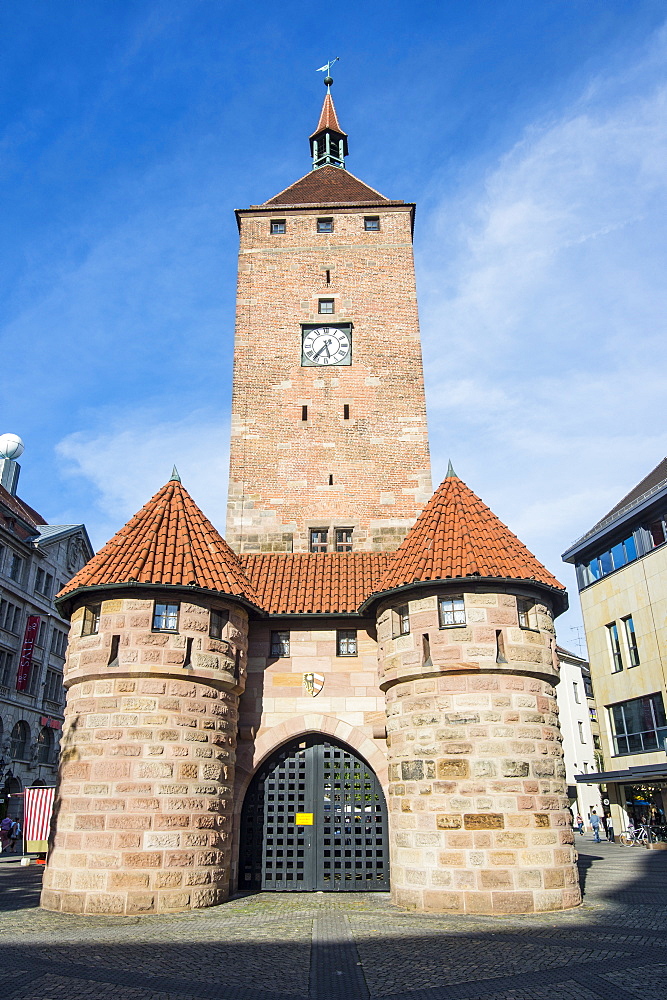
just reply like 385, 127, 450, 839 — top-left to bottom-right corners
263, 166, 391, 207
371, 472, 565, 598
563, 456, 667, 560
310, 93, 347, 138
596, 457, 667, 527
0, 484, 47, 529
241, 552, 392, 615
57, 478, 261, 609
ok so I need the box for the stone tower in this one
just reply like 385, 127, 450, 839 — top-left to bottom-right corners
41, 474, 261, 915
226, 82, 432, 554
360, 468, 581, 914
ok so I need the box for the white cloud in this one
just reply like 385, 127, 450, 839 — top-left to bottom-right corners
419, 27, 667, 646
56, 409, 229, 550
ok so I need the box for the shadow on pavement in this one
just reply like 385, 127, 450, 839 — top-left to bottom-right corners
0, 845, 666, 1000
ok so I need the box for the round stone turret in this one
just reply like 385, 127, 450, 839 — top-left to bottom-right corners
362, 471, 580, 915
41, 478, 261, 916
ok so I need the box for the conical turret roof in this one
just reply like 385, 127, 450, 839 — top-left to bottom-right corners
310, 92, 347, 138
57, 478, 261, 609
374, 472, 565, 596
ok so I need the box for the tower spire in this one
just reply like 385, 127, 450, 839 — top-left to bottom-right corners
311, 60, 348, 169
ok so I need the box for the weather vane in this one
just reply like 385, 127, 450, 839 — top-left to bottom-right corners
316, 56, 339, 91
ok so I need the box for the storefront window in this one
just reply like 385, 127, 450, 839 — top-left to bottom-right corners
609, 692, 667, 756
623, 783, 666, 829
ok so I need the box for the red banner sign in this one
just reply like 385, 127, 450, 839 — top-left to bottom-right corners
40, 716, 62, 730
16, 615, 40, 691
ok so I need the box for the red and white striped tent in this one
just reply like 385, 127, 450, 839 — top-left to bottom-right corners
24, 786, 56, 853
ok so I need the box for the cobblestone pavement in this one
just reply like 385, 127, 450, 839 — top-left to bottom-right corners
1, 839, 666, 1000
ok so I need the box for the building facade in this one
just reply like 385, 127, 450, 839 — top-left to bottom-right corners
562, 458, 667, 833
555, 646, 603, 826
42, 83, 580, 916
0, 442, 92, 822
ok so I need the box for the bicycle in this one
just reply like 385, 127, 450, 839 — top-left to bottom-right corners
619, 825, 656, 847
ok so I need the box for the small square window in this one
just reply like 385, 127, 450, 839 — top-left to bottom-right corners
82, 604, 101, 637
394, 605, 410, 636
270, 630, 290, 657
270, 219, 286, 234
337, 629, 357, 656
517, 598, 535, 629
310, 528, 328, 553
153, 602, 179, 632
317, 218, 333, 233
318, 299, 335, 314
335, 528, 353, 552
364, 216, 380, 231
210, 608, 230, 639
439, 596, 465, 627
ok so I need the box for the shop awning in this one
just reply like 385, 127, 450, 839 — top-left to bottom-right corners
575, 762, 667, 784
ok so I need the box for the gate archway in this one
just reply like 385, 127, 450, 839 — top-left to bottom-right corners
239, 735, 389, 891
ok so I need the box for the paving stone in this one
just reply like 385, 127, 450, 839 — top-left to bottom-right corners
0, 843, 665, 1000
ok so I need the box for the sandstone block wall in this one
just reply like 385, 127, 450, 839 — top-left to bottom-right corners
377, 589, 580, 914
41, 593, 247, 915
227, 204, 432, 553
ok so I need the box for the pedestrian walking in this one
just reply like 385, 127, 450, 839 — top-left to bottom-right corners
590, 809, 602, 843
0, 816, 12, 853
8, 819, 21, 853
576, 813, 584, 835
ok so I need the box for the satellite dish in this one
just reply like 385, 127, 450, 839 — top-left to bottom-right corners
0, 433, 24, 460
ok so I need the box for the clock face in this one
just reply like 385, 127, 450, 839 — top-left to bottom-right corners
302, 326, 351, 366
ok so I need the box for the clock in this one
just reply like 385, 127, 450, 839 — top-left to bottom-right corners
301, 325, 352, 367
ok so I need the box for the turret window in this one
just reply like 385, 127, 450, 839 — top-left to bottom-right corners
517, 598, 537, 629
270, 219, 286, 234
439, 596, 465, 627
210, 608, 230, 639
364, 216, 380, 231
318, 299, 335, 314
393, 605, 410, 637
153, 602, 179, 632
317, 218, 333, 233
81, 604, 101, 636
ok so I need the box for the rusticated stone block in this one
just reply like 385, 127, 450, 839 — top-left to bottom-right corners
123, 852, 162, 868
437, 759, 469, 778
464, 814, 504, 830
436, 814, 462, 830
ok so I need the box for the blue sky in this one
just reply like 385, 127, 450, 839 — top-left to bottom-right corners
2, 1, 667, 650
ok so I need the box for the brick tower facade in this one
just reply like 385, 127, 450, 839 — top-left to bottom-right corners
226, 86, 432, 554
43, 80, 580, 917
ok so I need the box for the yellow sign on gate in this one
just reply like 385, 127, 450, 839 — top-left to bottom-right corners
295, 812, 314, 826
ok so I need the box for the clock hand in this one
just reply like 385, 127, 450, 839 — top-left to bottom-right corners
312, 339, 333, 359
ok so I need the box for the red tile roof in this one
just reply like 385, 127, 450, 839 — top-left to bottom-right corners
56, 476, 564, 618
374, 473, 565, 595
241, 552, 392, 615
264, 166, 391, 207
58, 478, 260, 607
310, 93, 347, 137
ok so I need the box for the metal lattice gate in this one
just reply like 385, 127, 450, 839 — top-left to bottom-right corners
240, 735, 389, 891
